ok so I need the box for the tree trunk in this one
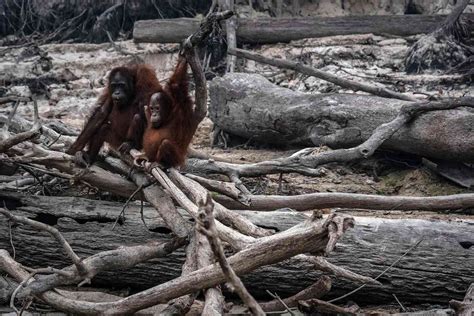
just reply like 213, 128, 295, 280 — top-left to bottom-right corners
209, 73, 474, 162
133, 14, 474, 44
0, 192, 472, 304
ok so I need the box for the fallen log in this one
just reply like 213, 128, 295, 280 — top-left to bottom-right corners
214, 192, 474, 212
1, 192, 472, 304
1, 207, 348, 315
133, 14, 474, 44
209, 73, 474, 162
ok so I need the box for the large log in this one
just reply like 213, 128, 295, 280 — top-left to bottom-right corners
209, 73, 474, 162
133, 14, 474, 44
0, 192, 472, 304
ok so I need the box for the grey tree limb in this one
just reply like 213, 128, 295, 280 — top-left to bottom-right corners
0, 193, 471, 304
228, 47, 418, 101
209, 73, 474, 166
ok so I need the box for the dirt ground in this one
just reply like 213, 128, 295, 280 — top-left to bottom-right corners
1, 27, 473, 315
1, 34, 472, 221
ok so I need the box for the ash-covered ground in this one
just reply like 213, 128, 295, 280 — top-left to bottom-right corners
1, 33, 472, 220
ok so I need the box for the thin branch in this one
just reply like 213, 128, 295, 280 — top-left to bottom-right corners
207, 0, 218, 16
197, 227, 225, 316
8, 220, 16, 260
440, 0, 470, 36
21, 238, 186, 298
0, 126, 42, 152
229, 47, 419, 101
185, 155, 325, 178
32, 99, 39, 123
0, 113, 76, 147
187, 147, 245, 164
169, 169, 271, 238
261, 276, 331, 312
222, 0, 237, 72
185, 173, 248, 204
393, 293, 407, 312
3, 100, 21, 132
197, 194, 265, 316
215, 191, 474, 212
298, 298, 358, 315
111, 184, 143, 230
0, 207, 87, 276
105, 156, 191, 239
161, 233, 198, 315
0, 99, 42, 153
265, 290, 296, 315
228, 173, 252, 196
0, 96, 30, 105
297, 255, 381, 285
0, 214, 352, 315
10, 266, 73, 312
148, 166, 253, 250
182, 10, 234, 124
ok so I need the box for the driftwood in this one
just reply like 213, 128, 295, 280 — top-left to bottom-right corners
209, 73, 474, 162
1, 192, 472, 304
214, 192, 474, 212
197, 194, 265, 315
133, 14, 474, 44
0, 210, 348, 315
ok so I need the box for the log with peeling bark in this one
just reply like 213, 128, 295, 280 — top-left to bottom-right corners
1, 192, 472, 304
209, 73, 474, 162
133, 14, 474, 44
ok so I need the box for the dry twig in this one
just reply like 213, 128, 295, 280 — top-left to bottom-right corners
298, 298, 358, 315
0, 207, 87, 276
329, 237, 424, 303
229, 47, 419, 101
0, 213, 352, 315
216, 190, 474, 212
261, 276, 331, 312
197, 194, 265, 316
0, 100, 42, 153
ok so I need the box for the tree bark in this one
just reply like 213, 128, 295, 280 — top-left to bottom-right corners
133, 14, 474, 44
0, 192, 472, 304
209, 73, 474, 162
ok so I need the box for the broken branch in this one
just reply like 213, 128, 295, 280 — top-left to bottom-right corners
229, 47, 418, 101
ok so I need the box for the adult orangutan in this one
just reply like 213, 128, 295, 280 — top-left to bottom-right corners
67, 64, 162, 165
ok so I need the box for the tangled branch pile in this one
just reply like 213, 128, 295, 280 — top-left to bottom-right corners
0, 5, 473, 316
